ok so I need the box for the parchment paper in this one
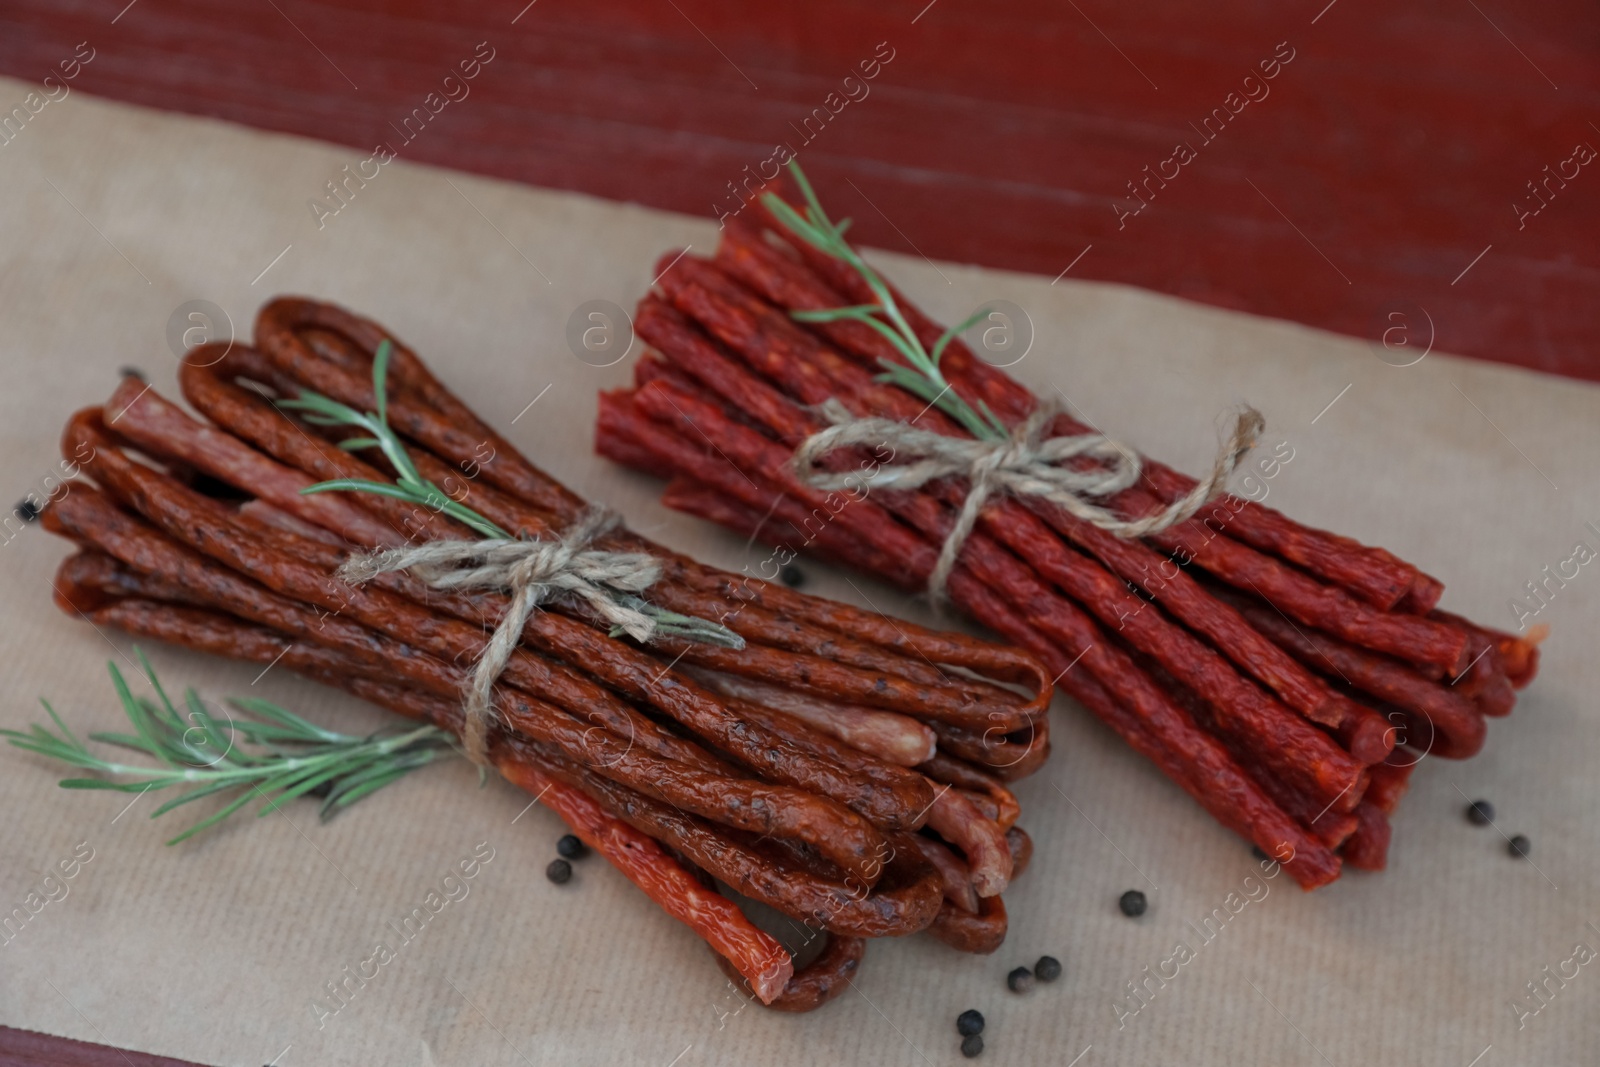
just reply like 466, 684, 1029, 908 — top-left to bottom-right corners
2, 80, 1598, 1067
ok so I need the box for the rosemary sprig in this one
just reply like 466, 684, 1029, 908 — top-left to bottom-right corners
279, 342, 743, 649
1, 649, 457, 844
280, 341, 510, 539
760, 161, 1009, 442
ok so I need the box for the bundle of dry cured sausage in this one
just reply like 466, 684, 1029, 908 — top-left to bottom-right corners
39, 297, 1056, 1010
594, 193, 1544, 890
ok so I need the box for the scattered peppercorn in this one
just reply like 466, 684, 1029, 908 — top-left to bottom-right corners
1034, 955, 1062, 983
118, 365, 147, 381
14, 498, 40, 524
1466, 799, 1495, 825
556, 834, 587, 860
1119, 889, 1147, 917
960, 1033, 984, 1058
780, 565, 805, 588
546, 858, 573, 884
1006, 966, 1034, 994
1508, 834, 1531, 859
1251, 845, 1269, 862
956, 1009, 984, 1036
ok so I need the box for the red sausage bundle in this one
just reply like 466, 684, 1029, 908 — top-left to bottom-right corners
594, 188, 1542, 890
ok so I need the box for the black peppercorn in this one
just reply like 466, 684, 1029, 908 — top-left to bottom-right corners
960, 1033, 984, 1058
1006, 966, 1034, 994
1034, 955, 1062, 983
1119, 889, 1147, 917
1466, 799, 1495, 825
556, 834, 587, 860
1251, 845, 1269, 862
118, 365, 147, 381
546, 858, 573, 884
1508, 834, 1531, 858
780, 565, 805, 588
14, 498, 40, 524
956, 1009, 984, 1036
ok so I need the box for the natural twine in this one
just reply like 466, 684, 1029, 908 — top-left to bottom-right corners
337, 507, 662, 765
792, 398, 1264, 604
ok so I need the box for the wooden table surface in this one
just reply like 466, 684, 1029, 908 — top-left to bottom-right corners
0, 3, 1596, 1064
3, 0, 1597, 382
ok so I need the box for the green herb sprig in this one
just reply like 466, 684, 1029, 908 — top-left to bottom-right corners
1, 651, 456, 844
759, 161, 1008, 442
279, 341, 509, 539
279, 342, 743, 649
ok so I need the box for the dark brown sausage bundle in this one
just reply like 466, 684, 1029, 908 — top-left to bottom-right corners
37, 300, 1060, 1011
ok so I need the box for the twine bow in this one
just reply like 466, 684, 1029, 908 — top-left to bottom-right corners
337, 507, 665, 765
792, 398, 1264, 604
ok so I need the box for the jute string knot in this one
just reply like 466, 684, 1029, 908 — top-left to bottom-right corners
793, 398, 1264, 605
337, 507, 662, 765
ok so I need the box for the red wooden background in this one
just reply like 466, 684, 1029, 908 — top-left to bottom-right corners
2, 0, 1597, 379
0, 2, 1596, 1063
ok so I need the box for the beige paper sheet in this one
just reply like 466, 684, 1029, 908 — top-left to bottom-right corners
2, 80, 1598, 1067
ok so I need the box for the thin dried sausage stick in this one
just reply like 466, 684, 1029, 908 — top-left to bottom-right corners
179, 347, 465, 545
1340, 803, 1392, 870
1364, 759, 1415, 816
1429, 609, 1523, 713
917, 753, 1021, 831
924, 785, 1013, 897
686, 667, 936, 766
906, 834, 979, 914
926, 893, 1007, 955
926, 719, 1051, 782
680, 690, 936, 822
711, 931, 864, 1012
1006, 827, 1033, 880
109, 375, 401, 547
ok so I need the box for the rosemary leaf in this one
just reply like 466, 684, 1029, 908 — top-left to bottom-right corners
167, 785, 271, 845
149, 778, 248, 818
789, 304, 883, 322
57, 777, 152, 792
337, 436, 384, 452
230, 696, 343, 740
321, 764, 420, 819
931, 307, 992, 367
39, 698, 86, 753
